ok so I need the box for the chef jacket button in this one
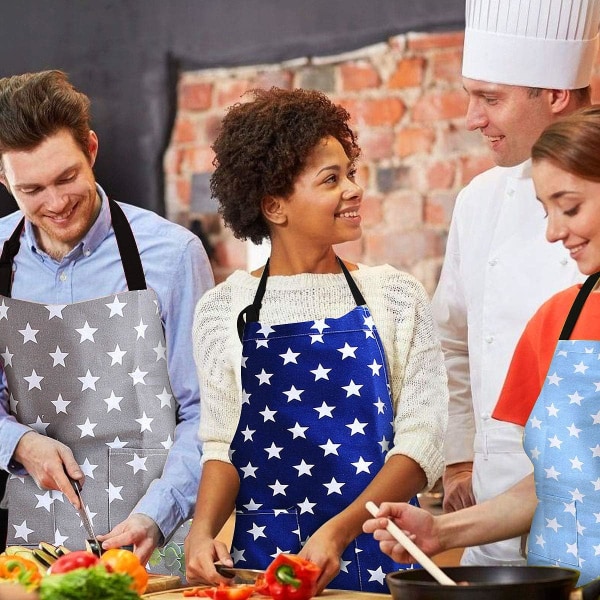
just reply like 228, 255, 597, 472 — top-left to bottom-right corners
59, 272, 67, 282
481, 412, 491, 419
485, 336, 494, 344
488, 258, 497, 266
560, 257, 568, 265
507, 188, 515, 196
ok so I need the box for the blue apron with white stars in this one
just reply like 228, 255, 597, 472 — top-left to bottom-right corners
231, 258, 418, 592
523, 271, 600, 585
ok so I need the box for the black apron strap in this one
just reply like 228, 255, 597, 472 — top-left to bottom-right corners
559, 271, 600, 340
236, 257, 366, 342
0, 218, 25, 298
108, 199, 147, 291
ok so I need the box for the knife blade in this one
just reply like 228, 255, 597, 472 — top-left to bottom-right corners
215, 564, 265, 583
69, 477, 101, 555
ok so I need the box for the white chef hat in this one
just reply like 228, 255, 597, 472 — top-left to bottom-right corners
462, 0, 600, 89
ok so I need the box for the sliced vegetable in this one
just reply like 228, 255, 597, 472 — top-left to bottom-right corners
48, 550, 99, 574
264, 554, 320, 600
183, 583, 256, 599
0, 555, 43, 589
99, 548, 148, 594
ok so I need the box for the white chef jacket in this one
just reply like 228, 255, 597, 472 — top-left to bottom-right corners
431, 159, 583, 565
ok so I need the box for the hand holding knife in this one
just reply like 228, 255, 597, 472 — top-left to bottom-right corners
69, 477, 103, 556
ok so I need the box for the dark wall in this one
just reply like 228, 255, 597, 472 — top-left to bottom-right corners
0, 0, 464, 218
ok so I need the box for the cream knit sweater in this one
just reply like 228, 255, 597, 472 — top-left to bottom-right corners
192, 264, 448, 489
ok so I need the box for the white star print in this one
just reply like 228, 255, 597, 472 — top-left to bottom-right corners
153, 341, 167, 361
256, 369, 274, 385
367, 566, 386, 584
107, 437, 128, 449
342, 379, 363, 397
13, 520, 34, 541
368, 360, 382, 376
374, 397, 386, 414
0, 299, 8, 319
134, 318, 148, 339
79, 505, 97, 530
241, 462, 258, 478
256, 339, 269, 349
297, 497, 316, 514
105, 295, 127, 317
28, 416, 50, 435
535, 534, 546, 548
78, 369, 100, 391
161, 435, 173, 449
548, 434, 562, 449
127, 453, 148, 473
242, 390, 252, 404
54, 529, 69, 546
1, 346, 13, 367
19, 323, 39, 343
106, 482, 124, 503
337, 342, 358, 359
257, 324, 275, 337
259, 406, 277, 422
156, 388, 173, 408
569, 457, 584, 471
530, 416, 542, 429
269, 480, 288, 496
564, 502, 576, 516
80, 458, 98, 478
314, 402, 335, 418
241, 426, 256, 441
49, 345, 68, 367
107, 344, 127, 365
591, 444, 600, 457
129, 366, 148, 385
352, 457, 373, 474
283, 385, 304, 402
320, 439, 341, 456
24, 369, 44, 390
45, 304, 66, 319
280, 348, 300, 364
568, 391, 584, 405
530, 447, 541, 460
378, 436, 390, 452
592, 478, 600, 492
311, 319, 329, 334
76, 321, 97, 343
293, 460, 314, 476
571, 488, 585, 502
592, 410, 600, 425
103, 391, 123, 412
241, 355, 248, 368
323, 478, 345, 495
244, 499, 263, 511
574, 361, 589, 374
231, 547, 245, 563
136, 412, 154, 432
567, 423, 582, 437
547, 372, 563, 386
9, 393, 17, 413
77, 417, 97, 438
546, 403, 559, 417
310, 334, 324, 344
310, 364, 331, 381
248, 522, 267, 540
340, 559, 351, 573
545, 465, 561, 480
545, 517, 562, 532
288, 422, 308, 439
346, 418, 368, 435
35, 491, 55, 511
265, 443, 283, 459
52, 393, 70, 414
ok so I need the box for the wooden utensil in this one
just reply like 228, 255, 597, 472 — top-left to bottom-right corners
365, 501, 457, 586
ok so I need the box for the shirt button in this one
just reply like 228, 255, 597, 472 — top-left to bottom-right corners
507, 188, 515, 196
488, 258, 497, 266
59, 272, 67, 282
485, 336, 494, 344
560, 258, 568, 265
84, 249, 91, 257
481, 412, 491, 419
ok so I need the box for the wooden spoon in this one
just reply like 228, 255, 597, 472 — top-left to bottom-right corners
365, 501, 457, 586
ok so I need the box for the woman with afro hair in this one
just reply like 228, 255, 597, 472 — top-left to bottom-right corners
184, 87, 448, 593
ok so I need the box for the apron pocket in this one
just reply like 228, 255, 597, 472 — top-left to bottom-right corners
528, 493, 579, 567
107, 447, 169, 529
232, 507, 302, 569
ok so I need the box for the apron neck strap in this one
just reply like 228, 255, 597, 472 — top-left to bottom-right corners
559, 271, 600, 340
236, 256, 366, 342
0, 199, 146, 298
0, 217, 25, 297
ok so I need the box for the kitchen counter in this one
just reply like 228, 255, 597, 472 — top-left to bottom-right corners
143, 589, 391, 599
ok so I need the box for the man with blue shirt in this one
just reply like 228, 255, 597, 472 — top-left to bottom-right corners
0, 70, 214, 574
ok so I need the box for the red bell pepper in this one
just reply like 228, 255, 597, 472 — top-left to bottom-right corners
264, 554, 321, 600
47, 550, 100, 574
183, 583, 256, 600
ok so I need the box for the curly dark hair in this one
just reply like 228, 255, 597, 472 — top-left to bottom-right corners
210, 87, 360, 244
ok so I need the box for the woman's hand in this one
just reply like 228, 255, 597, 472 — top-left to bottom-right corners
184, 531, 234, 586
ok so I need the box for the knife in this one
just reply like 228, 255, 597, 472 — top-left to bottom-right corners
69, 477, 102, 555
215, 564, 265, 583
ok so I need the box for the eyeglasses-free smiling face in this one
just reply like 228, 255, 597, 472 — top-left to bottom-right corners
533, 158, 600, 275
269, 135, 363, 251
0, 128, 101, 261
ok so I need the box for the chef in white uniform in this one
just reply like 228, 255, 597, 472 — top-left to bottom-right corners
433, 0, 599, 566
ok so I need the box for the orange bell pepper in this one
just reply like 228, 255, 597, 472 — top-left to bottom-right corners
0, 555, 42, 589
99, 548, 149, 594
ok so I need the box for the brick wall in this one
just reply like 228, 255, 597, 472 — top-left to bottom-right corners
164, 30, 600, 293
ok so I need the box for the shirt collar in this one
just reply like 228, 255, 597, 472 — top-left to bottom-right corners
23, 184, 110, 260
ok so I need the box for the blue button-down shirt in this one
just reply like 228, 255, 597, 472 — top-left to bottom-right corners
0, 186, 214, 541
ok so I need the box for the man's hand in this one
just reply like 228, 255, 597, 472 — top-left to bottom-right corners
13, 430, 83, 507
442, 462, 475, 512
363, 502, 443, 563
97, 513, 161, 565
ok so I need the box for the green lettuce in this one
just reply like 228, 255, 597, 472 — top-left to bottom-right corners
39, 565, 140, 600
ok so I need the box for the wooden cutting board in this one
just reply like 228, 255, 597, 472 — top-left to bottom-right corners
143, 588, 390, 599
145, 574, 184, 593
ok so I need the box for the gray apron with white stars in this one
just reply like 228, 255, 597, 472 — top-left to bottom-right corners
0, 200, 189, 576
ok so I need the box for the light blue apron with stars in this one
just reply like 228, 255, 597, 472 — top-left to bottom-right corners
523, 271, 600, 585
231, 258, 419, 592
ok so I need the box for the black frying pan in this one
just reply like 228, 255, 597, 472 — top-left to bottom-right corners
386, 566, 600, 600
